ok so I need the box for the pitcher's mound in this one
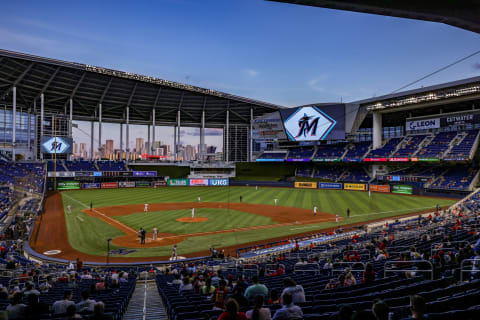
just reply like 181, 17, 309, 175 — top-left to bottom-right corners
176, 217, 209, 223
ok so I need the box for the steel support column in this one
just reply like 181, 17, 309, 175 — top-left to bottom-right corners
98, 103, 102, 159
126, 106, 130, 161
40, 93, 44, 160
201, 110, 205, 161
225, 109, 229, 162
152, 108, 156, 154
119, 123, 123, 160
177, 110, 181, 161
27, 108, 31, 153
147, 124, 151, 155
90, 121, 94, 160
250, 107, 253, 162
12, 87, 16, 161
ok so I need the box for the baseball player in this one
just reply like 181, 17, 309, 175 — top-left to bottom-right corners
152, 227, 158, 240
191, 208, 195, 218
90, 201, 93, 212
144, 202, 149, 213
256, 186, 258, 191
313, 206, 317, 216
172, 245, 177, 260
67, 205, 71, 214
368, 190, 371, 198
198, 196, 201, 203
336, 214, 339, 223
274, 198, 278, 205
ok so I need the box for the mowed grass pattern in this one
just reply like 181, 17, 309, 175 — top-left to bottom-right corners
113, 208, 276, 234
60, 187, 456, 258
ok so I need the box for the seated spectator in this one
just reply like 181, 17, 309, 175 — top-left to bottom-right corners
119, 272, 128, 283
39, 279, 51, 292
111, 279, 119, 289
52, 290, 75, 315
323, 258, 333, 270
363, 263, 375, 283
245, 276, 268, 300
218, 299, 247, 320
246, 295, 271, 320
179, 277, 193, 293
6, 292, 26, 320
87, 302, 113, 320
212, 279, 229, 310
96, 279, 106, 291
65, 304, 82, 319
172, 274, 182, 285
281, 278, 305, 304
372, 300, 389, 320
408, 295, 427, 320
23, 282, 40, 297
202, 278, 216, 295
269, 289, 280, 305
76, 290, 97, 312
5, 258, 15, 270
25, 293, 49, 320
229, 286, 249, 309
272, 292, 303, 320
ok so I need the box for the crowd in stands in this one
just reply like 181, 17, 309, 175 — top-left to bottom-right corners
416, 132, 457, 158
47, 161, 128, 172
392, 135, 426, 158
287, 148, 315, 161
256, 152, 287, 161
430, 166, 478, 191
313, 145, 346, 161
444, 130, 480, 160
0, 162, 44, 193
0, 188, 13, 221
366, 138, 403, 158
339, 168, 370, 183
344, 143, 371, 161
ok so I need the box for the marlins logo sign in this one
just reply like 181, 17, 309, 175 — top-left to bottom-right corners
283, 106, 336, 141
41, 136, 73, 154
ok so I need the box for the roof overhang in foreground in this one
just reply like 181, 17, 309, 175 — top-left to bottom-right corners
0, 49, 285, 126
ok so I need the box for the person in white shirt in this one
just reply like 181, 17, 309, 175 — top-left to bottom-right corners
274, 199, 278, 205
281, 278, 305, 304
23, 283, 40, 297
76, 290, 96, 312
336, 214, 339, 223
191, 208, 195, 218
52, 290, 75, 315
68, 261, 75, 270
246, 295, 271, 320
179, 277, 193, 293
198, 196, 201, 202
313, 207, 317, 216
152, 227, 158, 240
67, 205, 71, 214
144, 203, 149, 213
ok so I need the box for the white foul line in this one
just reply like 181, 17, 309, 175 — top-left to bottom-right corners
62, 193, 137, 234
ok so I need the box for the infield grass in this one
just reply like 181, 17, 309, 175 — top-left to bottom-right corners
60, 186, 456, 258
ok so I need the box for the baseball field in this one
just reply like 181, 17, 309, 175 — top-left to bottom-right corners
29, 186, 456, 262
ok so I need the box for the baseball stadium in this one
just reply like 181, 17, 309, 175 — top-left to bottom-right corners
2, 1, 480, 319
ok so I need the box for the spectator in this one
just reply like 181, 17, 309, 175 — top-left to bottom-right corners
202, 278, 216, 295
212, 279, 229, 310
23, 282, 40, 297
25, 294, 49, 320
172, 274, 182, 285
363, 263, 375, 283
179, 277, 193, 293
269, 289, 280, 305
272, 292, 303, 320
229, 286, 249, 309
218, 299, 247, 320
212, 270, 223, 287
6, 292, 26, 320
281, 278, 305, 304
65, 304, 82, 319
246, 295, 271, 320
409, 295, 427, 320
52, 290, 75, 315
76, 258, 83, 272
87, 302, 113, 320
76, 290, 97, 312
372, 300, 389, 320
245, 276, 268, 300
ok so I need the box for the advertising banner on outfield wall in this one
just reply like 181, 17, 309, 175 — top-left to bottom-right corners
133, 171, 157, 177
153, 181, 167, 187
189, 179, 210, 186
119, 181, 135, 188
369, 185, 390, 193
135, 181, 152, 187
318, 182, 343, 189
82, 183, 101, 189
344, 183, 367, 191
392, 185, 413, 195
57, 181, 80, 190
406, 118, 440, 131
101, 182, 118, 189
294, 182, 317, 189
168, 179, 189, 186
209, 179, 229, 186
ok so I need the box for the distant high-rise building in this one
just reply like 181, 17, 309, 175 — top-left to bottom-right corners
185, 145, 195, 161
105, 140, 114, 156
136, 138, 145, 154
74, 143, 78, 154
79, 143, 87, 159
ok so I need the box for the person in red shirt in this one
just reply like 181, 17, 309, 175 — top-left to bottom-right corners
295, 241, 299, 251
218, 299, 247, 320
212, 279, 229, 310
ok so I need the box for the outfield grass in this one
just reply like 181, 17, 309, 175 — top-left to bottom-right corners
60, 187, 456, 258
113, 208, 276, 234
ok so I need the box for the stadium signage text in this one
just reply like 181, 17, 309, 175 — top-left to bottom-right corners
369, 185, 390, 193
101, 182, 118, 189
294, 182, 317, 189
283, 106, 337, 142
41, 136, 73, 154
344, 183, 367, 191
406, 118, 440, 131
133, 171, 157, 177
286, 158, 311, 162
57, 181, 80, 190
388, 157, 409, 162
209, 179, 229, 186
119, 181, 136, 188
392, 185, 413, 195
135, 181, 152, 187
82, 183, 101, 189
189, 179, 209, 186
364, 157, 387, 162
168, 179, 189, 186
318, 182, 343, 190
313, 158, 340, 162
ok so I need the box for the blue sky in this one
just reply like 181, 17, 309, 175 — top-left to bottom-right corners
2, 0, 480, 149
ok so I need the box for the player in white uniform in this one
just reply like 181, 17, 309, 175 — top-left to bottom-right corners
152, 227, 158, 240
172, 245, 177, 260
198, 196, 201, 203
368, 190, 371, 198
313, 206, 317, 216
67, 205, 71, 214
191, 208, 195, 218
336, 214, 339, 223
256, 186, 258, 191
274, 198, 278, 205
144, 203, 149, 213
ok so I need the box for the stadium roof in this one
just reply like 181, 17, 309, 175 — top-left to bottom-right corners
0, 49, 285, 126
267, 1, 480, 34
